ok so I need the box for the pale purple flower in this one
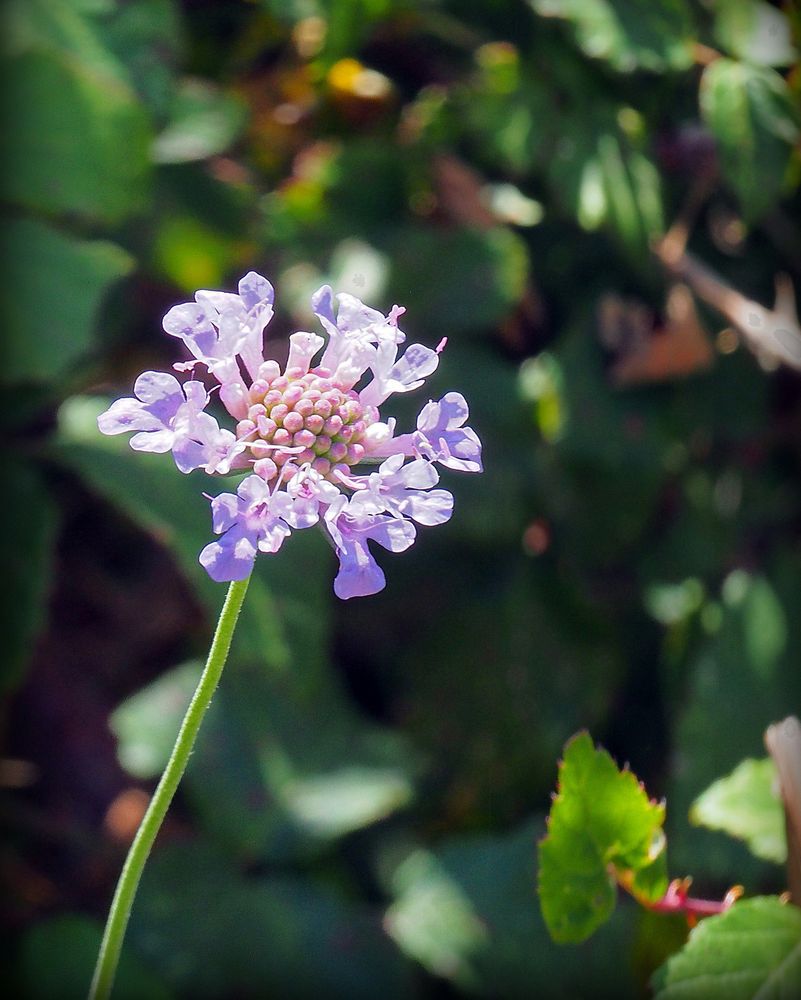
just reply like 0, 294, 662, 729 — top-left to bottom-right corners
323, 496, 417, 600
97, 371, 240, 474
98, 274, 482, 597
199, 476, 291, 582
344, 455, 454, 526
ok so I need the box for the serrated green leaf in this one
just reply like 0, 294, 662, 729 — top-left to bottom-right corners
539, 731, 668, 943
0, 219, 134, 384
652, 897, 801, 999
529, 0, 694, 72
690, 757, 786, 864
700, 59, 800, 221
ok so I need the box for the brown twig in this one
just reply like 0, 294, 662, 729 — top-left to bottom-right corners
654, 239, 801, 372
765, 716, 801, 906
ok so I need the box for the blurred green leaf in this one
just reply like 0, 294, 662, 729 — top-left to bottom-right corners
187, 657, 416, 859
690, 757, 785, 864
128, 841, 414, 999
714, 0, 797, 68
528, 0, 694, 72
386, 226, 528, 336
96, 0, 184, 119
109, 658, 415, 857
652, 897, 801, 999
700, 59, 800, 221
737, 574, 787, 677
1, 0, 152, 223
667, 571, 795, 881
539, 732, 667, 943
548, 118, 664, 254
110, 660, 204, 778
153, 78, 248, 163
16, 915, 171, 1000
0, 219, 133, 384
383, 820, 641, 996
0, 460, 56, 692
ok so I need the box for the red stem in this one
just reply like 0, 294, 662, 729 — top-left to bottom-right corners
641, 878, 743, 921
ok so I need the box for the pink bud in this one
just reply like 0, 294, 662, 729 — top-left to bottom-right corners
271, 403, 289, 425
248, 380, 270, 402
253, 457, 278, 480
293, 429, 316, 449
283, 411, 304, 433
257, 416, 276, 438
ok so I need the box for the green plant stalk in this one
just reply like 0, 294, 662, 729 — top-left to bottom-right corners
88, 575, 251, 1000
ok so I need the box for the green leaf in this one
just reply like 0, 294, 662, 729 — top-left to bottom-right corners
700, 59, 800, 221
0, 460, 57, 692
546, 104, 665, 254
0, 219, 133, 384
108, 659, 415, 857
1, 0, 152, 223
652, 897, 801, 999
690, 757, 786, 864
96, 0, 184, 119
538, 731, 668, 943
714, 0, 797, 68
666, 570, 795, 882
15, 915, 171, 1000
110, 660, 204, 778
383, 820, 641, 996
152, 77, 248, 163
529, 0, 694, 72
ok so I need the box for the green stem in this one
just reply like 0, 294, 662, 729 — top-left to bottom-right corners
89, 576, 251, 1000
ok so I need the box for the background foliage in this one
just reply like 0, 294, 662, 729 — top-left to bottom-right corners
2, 0, 800, 996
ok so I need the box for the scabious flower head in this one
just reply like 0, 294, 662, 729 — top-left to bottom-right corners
98, 274, 482, 598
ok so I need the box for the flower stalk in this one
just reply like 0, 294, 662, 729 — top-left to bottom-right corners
89, 575, 251, 1000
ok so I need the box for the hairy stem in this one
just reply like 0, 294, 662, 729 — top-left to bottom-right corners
88, 576, 251, 1000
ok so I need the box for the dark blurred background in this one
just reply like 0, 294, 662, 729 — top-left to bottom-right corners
2, 0, 800, 996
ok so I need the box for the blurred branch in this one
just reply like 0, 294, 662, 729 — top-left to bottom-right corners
765, 717, 801, 906
654, 237, 801, 373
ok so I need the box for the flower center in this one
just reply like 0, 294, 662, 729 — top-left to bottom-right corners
236, 366, 376, 481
